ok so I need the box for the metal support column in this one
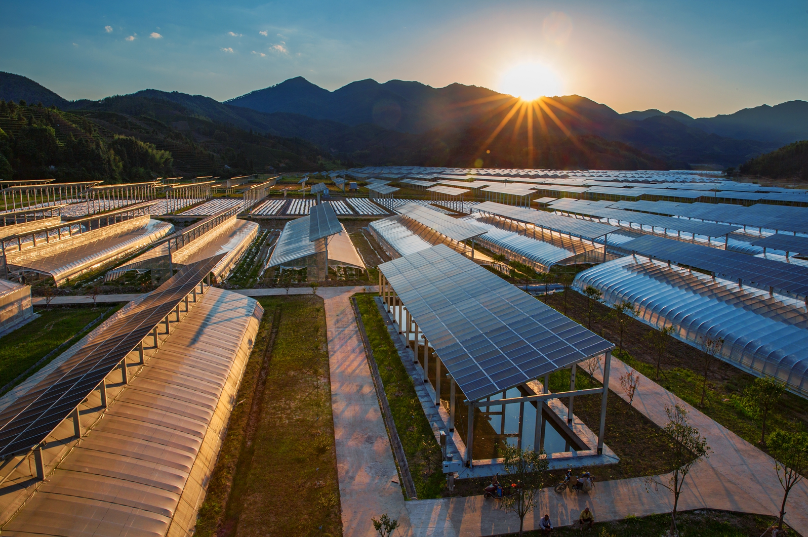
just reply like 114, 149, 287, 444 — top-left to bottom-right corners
71, 408, 82, 438
34, 447, 45, 480
121, 359, 129, 384
447, 377, 456, 431
568, 364, 577, 425
99, 379, 107, 408
466, 403, 474, 466
434, 355, 441, 405
423, 338, 429, 383
597, 351, 611, 455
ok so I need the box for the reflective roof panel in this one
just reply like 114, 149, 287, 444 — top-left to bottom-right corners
396, 203, 488, 242
378, 244, 613, 401
309, 202, 342, 242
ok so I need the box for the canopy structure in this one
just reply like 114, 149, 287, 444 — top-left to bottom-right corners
472, 202, 618, 241
268, 206, 364, 280
575, 256, 808, 397
378, 244, 614, 463
395, 203, 487, 243
368, 216, 433, 258
620, 234, 808, 301
749, 234, 808, 256
368, 184, 399, 201
550, 199, 740, 240
0, 255, 225, 461
427, 185, 469, 213
481, 183, 537, 207
400, 179, 433, 190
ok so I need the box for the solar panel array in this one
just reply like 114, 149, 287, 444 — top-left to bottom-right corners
368, 184, 400, 195
427, 185, 469, 196
550, 199, 740, 237
310, 182, 329, 194
400, 179, 433, 188
396, 203, 487, 242
0, 254, 225, 459
379, 245, 614, 401
610, 200, 808, 234
749, 234, 808, 255
309, 202, 343, 242
472, 201, 617, 240
621, 234, 808, 298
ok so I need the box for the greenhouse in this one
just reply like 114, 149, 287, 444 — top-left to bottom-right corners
574, 256, 808, 396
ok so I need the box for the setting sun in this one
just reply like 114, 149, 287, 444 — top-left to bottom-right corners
498, 62, 563, 101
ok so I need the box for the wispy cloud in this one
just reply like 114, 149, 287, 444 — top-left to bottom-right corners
259, 30, 268, 36
228, 31, 242, 37
150, 32, 162, 39
73, 42, 79, 47
221, 47, 234, 53
251, 50, 266, 57
271, 43, 288, 54
104, 25, 113, 33
126, 34, 136, 41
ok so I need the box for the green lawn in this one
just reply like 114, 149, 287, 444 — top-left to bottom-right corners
0, 305, 120, 394
195, 295, 341, 537
354, 293, 445, 499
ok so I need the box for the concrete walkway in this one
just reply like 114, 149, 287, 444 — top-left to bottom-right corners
317, 287, 411, 537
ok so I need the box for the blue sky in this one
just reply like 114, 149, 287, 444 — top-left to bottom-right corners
1, 0, 806, 117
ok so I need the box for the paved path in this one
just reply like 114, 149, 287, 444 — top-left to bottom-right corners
317, 287, 411, 537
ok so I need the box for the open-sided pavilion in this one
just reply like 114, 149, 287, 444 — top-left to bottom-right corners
378, 245, 615, 466
427, 185, 469, 213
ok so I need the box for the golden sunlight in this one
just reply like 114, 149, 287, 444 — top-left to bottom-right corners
498, 62, 563, 101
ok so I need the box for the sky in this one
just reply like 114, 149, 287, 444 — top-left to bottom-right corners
1, 0, 807, 117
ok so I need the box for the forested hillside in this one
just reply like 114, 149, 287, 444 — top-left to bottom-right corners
739, 140, 808, 180
0, 100, 171, 181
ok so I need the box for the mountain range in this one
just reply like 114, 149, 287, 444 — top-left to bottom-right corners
2, 70, 807, 173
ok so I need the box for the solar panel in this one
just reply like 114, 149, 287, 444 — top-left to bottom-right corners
552, 202, 740, 237
0, 254, 225, 459
368, 184, 399, 195
401, 179, 433, 187
749, 234, 808, 255
310, 183, 329, 194
427, 185, 469, 196
396, 203, 487, 242
378, 245, 613, 401
621, 234, 808, 298
472, 201, 618, 241
309, 202, 343, 241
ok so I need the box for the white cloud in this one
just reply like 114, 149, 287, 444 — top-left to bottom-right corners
104, 25, 113, 33
259, 30, 268, 36
228, 31, 242, 37
149, 32, 162, 39
251, 50, 266, 57
126, 34, 136, 41
221, 47, 234, 53
271, 43, 288, 54
73, 42, 79, 47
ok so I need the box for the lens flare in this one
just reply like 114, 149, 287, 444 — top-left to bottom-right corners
498, 62, 563, 102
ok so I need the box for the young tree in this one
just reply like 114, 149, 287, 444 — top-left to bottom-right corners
584, 286, 602, 329
619, 369, 641, 407
645, 405, 710, 536
698, 335, 724, 407
768, 430, 808, 531
743, 376, 786, 445
310, 281, 320, 295
90, 283, 101, 309
559, 272, 574, 315
612, 301, 638, 353
500, 445, 549, 537
41, 284, 56, 308
644, 324, 676, 381
371, 513, 399, 537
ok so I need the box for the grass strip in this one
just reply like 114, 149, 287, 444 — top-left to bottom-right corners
196, 296, 341, 537
0, 305, 120, 393
354, 293, 445, 499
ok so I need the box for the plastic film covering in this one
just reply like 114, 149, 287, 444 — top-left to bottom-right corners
467, 219, 578, 270
574, 256, 808, 396
369, 216, 433, 258
268, 216, 364, 269
6, 216, 173, 286
379, 244, 614, 401
395, 203, 487, 242
0, 279, 32, 332
1, 288, 263, 537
